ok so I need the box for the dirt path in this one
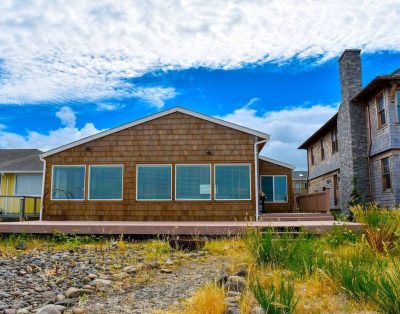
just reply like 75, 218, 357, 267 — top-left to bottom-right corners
82, 256, 228, 314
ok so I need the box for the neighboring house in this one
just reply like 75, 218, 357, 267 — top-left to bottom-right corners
293, 171, 308, 195
299, 49, 400, 211
259, 156, 294, 213
40, 107, 294, 221
0, 149, 43, 218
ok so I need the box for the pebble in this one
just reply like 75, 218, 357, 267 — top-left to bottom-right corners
72, 307, 84, 314
65, 287, 83, 298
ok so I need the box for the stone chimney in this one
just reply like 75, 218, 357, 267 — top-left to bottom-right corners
337, 49, 369, 211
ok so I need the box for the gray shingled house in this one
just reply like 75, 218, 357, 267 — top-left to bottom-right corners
299, 49, 400, 211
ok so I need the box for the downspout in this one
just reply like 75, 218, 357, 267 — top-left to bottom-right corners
39, 156, 46, 221
254, 138, 269, 221
366, 105, 373, 201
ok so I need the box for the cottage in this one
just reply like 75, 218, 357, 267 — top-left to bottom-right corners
40, 107, 294, 221
0, 149, 43, 219
299, 49, 400, 211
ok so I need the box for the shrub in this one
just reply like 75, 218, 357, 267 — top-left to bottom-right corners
244, 229, 324, 277
252, 277, 298, 314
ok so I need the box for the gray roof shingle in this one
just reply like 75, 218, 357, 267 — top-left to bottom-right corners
0, 149, 43, 172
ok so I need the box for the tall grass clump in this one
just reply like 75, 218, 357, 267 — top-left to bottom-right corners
244, 228, 324, 277
252, 277, 298, 314
352, 204, 400, 254
372, 262, 400, 314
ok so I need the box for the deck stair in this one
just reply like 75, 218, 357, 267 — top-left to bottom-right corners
258, 212, 334, 222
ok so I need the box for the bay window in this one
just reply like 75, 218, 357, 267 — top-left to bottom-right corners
214, 164, 251, 200
137, 165, 172, 200
89, 165, 123, 200
52, 166, 85, 200
175, 164, 211, 200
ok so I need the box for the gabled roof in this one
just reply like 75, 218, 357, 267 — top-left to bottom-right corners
259, 155, 295, 170
293, 171, 308, 180
298, 113, 338, 149
42, 107, 270, 158
352, 73, 400, 103
0, 149, 43, 173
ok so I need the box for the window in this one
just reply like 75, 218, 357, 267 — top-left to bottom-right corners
89, 165, 123, 200
137, 165, 172, 200
175, 165, 211, 200
377, 93, 386, 127
310, 146, 315, 165
331, 128, 338, 153
320, 139, 325, 160
15, 174, 43, 196
260, 175, 288, 202
382, 157, 391, 190
214, 164, 251, 200
52, 166, 85, 200
397, 90, 400, 122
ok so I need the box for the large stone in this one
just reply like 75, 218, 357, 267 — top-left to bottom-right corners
36, 304, 65, 314
122, 266, 137, 274
65, 287, 83, 298
224, 276, 246, 292
42, 291, 57, 302
89, 279, 112, 288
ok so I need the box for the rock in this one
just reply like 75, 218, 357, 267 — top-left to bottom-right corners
226, 296, 240, 303
89, 279, 112, 288
145, 261, 160, 269
72, 307, 84, 314
42, 291, 57, 302
225, 276, 246, 292
160, 268, 172, 274
81, 277, 91, 284
227, 291, 242, 297
55, 299, 76, 307
164, 259, 174, 266
82, 285, 95, 290
112, 272, 129, 280
16, 309, 30, 314
122, 266, 137, 274
252, 306, 266, 314
55, 294, 65, 302
109, 241, 118, 250
225, 307, 240, 314
87, 273, 97, 280
17, 269, 27, 276
65, 287, 83, 298
234, 267, 247, 278
15, 243, 27, 251
36, 304, 64, 314
4, 310, 17, 314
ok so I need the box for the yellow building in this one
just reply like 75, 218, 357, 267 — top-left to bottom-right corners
0, 149, 43, 219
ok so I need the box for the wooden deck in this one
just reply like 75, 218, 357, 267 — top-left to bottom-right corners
0, 220, 363, 235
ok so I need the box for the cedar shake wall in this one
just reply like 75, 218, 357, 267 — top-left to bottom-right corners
259, 159, 293, 212
42, 112, 259, 221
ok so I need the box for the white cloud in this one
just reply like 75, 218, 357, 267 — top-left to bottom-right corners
96, 102, 125, 111
55, 106, 76, 127
131, 87, 178, 108
217, 103, 338, 169
0, 108, 103, 151
0, 1, 399, 104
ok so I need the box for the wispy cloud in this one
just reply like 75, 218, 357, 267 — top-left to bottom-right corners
0, 1, 399, 105
217, 103, 339, 169
0, 107, 103, 151
96, 102, 125, 111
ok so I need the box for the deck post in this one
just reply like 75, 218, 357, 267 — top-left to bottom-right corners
19, 197, 25, 221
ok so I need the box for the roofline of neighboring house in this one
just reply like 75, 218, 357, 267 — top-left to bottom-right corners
352, 76, 400, 103
258, 155, 295, 170
0, 171, 43, 174
41, 107, 270, 158
292, 177, 308, 181
298, 113, 338, 149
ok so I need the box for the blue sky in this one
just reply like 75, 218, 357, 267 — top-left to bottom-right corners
0, 1, 399, 169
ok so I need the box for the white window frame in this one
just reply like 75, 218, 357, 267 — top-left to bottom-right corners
175, 164, 212, 201
88, 164, 124, 201
260, 175, 288, 204
214, 163, 252, 201
51, 165, 86, 201
14, 174, 43, 197
136, 164, 172, 201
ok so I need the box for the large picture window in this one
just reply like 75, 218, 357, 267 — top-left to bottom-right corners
15, 174, 43, 196
175, 165, 211, 200
89, 165, 123, 200
214, 164, 251, 200
261, 175, 288, 202
52, 166, 85, 200
137, 165, 172, 200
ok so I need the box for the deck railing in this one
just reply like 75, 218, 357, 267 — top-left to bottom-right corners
295, 189, 330, 213
0, 196, 41, 221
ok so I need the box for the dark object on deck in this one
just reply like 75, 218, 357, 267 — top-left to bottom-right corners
169, 236, 207, 251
